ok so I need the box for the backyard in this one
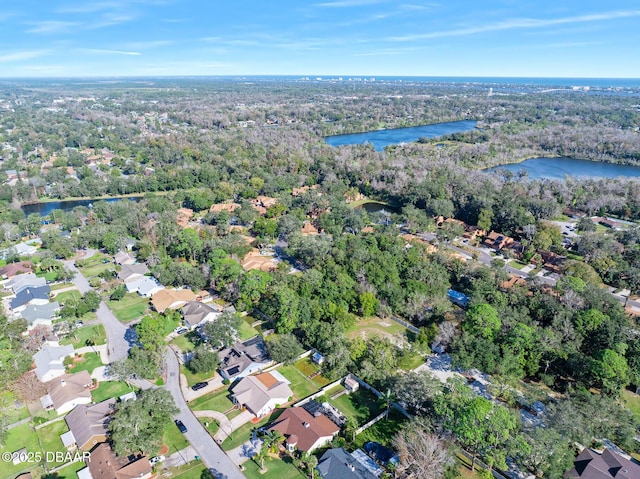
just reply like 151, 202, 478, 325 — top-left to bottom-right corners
277, 362, 331, 400
328, 387, 384, 426
347, 316, 409, 343
36, 420, 70, 468
68, 352, 103, 374
0, 422, 42, 478
106, 293, 149, 322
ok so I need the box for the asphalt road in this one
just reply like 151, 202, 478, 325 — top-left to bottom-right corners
63, 258, 130, 363
164, 349, 247, 479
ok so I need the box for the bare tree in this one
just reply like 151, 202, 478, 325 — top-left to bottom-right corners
392, 421, 454, 479
13, 372, 46, 402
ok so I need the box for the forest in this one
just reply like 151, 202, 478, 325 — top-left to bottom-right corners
1, 78, 640, 477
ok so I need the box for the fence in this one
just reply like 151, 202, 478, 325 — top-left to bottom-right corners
390, 315, 419, 334
293, 376, 344, 407
354, 410, 387, 435
347, 373, 412, 419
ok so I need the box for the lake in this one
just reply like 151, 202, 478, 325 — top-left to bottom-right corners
484, 157, 640, 180
22, 196, 143, 216
324, 120, 477, 151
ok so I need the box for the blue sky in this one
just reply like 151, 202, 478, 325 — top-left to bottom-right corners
1, 0, 639, 78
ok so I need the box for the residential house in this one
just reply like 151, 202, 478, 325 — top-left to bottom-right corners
250, 196, 278, 215
500, 274, 527, 290
151, 288, 196, 313
292, 185, 319, 196
9, 285, 51, 312
562, 208, 586, 219
117, 263, 150, 283
209, 202, 241, 214
231, 371, 293, 417
463, 224, 486, 241
40, 371, 93, 415
268, 407, 340, 453
20, 301, 60, 329
176, 208, 194, 228
539, 250, 566, 274
78, 443, 151, 479
0, 261, 33, 279
13, 241, 38, 256
34, 342, 74, 381
113, 251, 136, 266
317, 448, 379, 479
6, 273, 46, 293
301, 222, 320, 236
564, 448, 640, 479
218, 337, 272, 381
64, 399, 117, 451
483, 231, 514, 251
240, 249, 279, 272
125, 276, 163, 297
182, 301, 221, 329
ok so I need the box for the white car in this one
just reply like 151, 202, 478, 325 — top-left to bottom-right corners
149, 456, 165, 465
174, 326, 188, 335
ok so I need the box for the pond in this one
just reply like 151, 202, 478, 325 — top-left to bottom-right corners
324, 120, 477, 151
22, 196, 143, 216
484, 157, 640, 180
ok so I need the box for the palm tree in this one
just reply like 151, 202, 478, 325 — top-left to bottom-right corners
380, 388, 395, 420
255, 442, 269, 473
305, 454, 318, 479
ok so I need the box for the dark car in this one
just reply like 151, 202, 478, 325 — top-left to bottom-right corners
175, 419, 187, 433
191, 381, 208, 391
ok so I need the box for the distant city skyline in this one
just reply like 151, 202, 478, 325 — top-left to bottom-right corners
0, 1, 639, 78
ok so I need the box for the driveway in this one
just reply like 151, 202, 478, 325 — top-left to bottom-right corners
63, 259, 130, 363
227, 435, 263, 467
164, 348, 246, 479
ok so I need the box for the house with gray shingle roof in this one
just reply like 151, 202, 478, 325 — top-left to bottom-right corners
317, 448, 379, 479
64, 399, 117, 451
10, 285, 51, 312
6, 272, 46, 294
20, 301, 60, 329
34, 342, 74, 382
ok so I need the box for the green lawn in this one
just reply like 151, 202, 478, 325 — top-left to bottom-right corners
622, 389, 640, 422
243, 454, 305, 479
106, 293, 149, 322
198, 417, 220, 436
181, 364, 216, 388
397, 350, 425, 371
293, 358, 332, 387
238, 318, 260, 340
68, 352, 103, 374
329, 388, 384, 426
171, 334, 198, 353
36, 420, 70, 468
0, 422, 42, 478
60, 324, 107, 347
77, 253, 114, 278
55, 289, 81, 304
56, 459, 88, 479
190, 388, 235, 413
160, 420, 190, 456
91, 381, 134, 403
221, 409, 283, 451
277, 365, 321, 400
169, 461, 208, 479
346, 316, 408, 342
352, 409, 407, 448
457, 453, 489, 479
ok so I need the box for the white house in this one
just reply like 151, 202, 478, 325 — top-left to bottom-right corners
34, 342, 74, 382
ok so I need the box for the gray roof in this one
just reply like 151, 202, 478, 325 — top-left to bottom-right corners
118, 263, 150, 281
219, 337, 270, 379
33, 343, 74, 380
182, 301, 221, 328
6, 273, 46, 293
20, 302, 60, 324
564, 448, 640, 479
125, 276, 162, 296
65, 399, 117, 449
10, 285, 50, 310
318, 448, 378, 479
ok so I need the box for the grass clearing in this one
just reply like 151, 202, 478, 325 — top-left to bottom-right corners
106, 293, 149, 322
60, 324, 106, 347
77, 253, 114, 278
293, 358, 331, 387
238, 319, 259, 340
243, 454, 305, 479
91, 381, 134, 403
168, 461, 208, 479
347, 316, 408, 343
55, 289, 81, 304
198, 417, 220, 436
36, 420, 69, 468
181, 364, 217, 388
190, 388, 235, 413
160, 420, 190, 456
352, 409, 407, 448
457, 452, 489, 478
397, 350, 425, 370
221, 410, 284, 451
622, 389, 640, 422
68, 352, 103, 374
0, 422, 42, 478
277, 365, 321, 400
171, 334, 198, 353
329, 388, 384, 426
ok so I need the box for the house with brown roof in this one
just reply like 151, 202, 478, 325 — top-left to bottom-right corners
79, 443, 151, 479
501, 274, 527, 290
301, 221, 319, 236
176, 208, 194, 228
210, 202, 241, 214
63, 399, 116, 451
151, 288, 196, 313
241, 249, 278, 272
540, 250, 566, 274
40, 371, 93, 415
0, 261, 33, 279
268, 407, 340, 453
483, 231, 514, 251
231, 371, 293, 417
250, 196, 278, 215
564, 448, 640, 479
292, 185, 319, 196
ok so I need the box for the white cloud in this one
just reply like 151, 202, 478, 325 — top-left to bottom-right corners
0, 50, 48, 62
390, 9, 640, 41
78, 48, 142, 56
26, 21, 80, 34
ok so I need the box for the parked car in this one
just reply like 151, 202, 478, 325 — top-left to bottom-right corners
191, 381, 208, 391
175, 419, 187, 433
149, 456, 165, 465
174, 326, 188, 335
